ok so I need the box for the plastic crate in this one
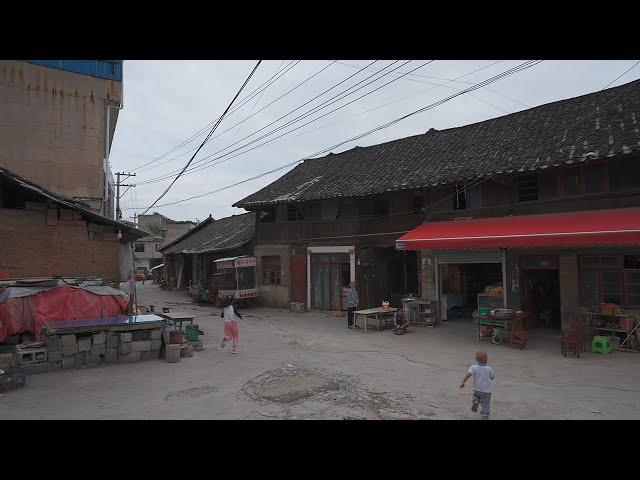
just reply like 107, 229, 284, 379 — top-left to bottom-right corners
0, 366, 26, 392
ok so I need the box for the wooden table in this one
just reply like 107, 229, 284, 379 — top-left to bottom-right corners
161, 311, 195, 330
353, 307, 398, 332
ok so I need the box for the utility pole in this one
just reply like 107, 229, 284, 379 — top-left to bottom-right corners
115, 172, 136, 221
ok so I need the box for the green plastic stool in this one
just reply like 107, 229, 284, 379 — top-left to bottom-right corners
592, 335, 612, 355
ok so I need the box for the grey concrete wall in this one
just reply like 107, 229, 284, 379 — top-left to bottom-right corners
0, 61, 121, 211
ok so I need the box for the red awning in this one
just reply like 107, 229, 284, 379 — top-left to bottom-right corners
396, 207, 640, 250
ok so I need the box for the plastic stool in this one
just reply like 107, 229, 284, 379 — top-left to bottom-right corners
592, 335, 612, 355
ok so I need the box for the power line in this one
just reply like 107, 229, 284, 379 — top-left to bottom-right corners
126, 60, 541, 210
136, 60, 384, 183
289, 60, 525, 140
138, 60, 431, 185
139, 60, 263, 215
130, 60, 298, 172
135, 60, 338, 174
336, 60, 531, 107
603, 60, 640, 90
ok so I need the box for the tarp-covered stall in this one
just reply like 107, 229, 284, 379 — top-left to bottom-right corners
0, 285, 128, 342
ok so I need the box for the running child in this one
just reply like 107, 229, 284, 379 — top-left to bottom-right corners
220, 296, 242, 354
459, 351, 495, 419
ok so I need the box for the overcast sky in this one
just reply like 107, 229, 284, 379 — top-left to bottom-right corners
109, 60, 640, 223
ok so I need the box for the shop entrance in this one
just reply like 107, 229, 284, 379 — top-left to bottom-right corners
310, 253, 350, 310
439, 262, 503, 320
522, 267, 561, 330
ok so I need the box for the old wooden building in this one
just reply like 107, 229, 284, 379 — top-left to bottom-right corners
159, 212, 256, 294
234, 78, 640, 328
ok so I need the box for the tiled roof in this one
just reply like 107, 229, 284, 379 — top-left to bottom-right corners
234, 79, 640, 208
159, 212, 255, 255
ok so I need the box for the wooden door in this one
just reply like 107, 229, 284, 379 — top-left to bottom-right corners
290, 254, 306, 304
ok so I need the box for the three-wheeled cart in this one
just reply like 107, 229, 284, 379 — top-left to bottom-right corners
208, 256, 258, 307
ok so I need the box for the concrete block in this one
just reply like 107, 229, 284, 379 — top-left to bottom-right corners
91, 344, 106, 356
92, 332, 106, 345
119, 332, 132, 343
15, 348, 47, 365
77, 338, 92, 352
290, 302, 306, 313
45, 335, 62, 351
119, 342, 132, 354
48, 361, 62, 371
140, 351, 150, 361
47, 350, 62, 362
132, 330, 152, 341
61, 356, 74, 369
62, 344, 78, 356
74, 352, 85, 368
149, 349, 160, 360
0, 353, 15, 368
180, 344, 194, 358
85, 355, 101, 366
61, 335, 76, 347
131, 341, 151, 352
118, 352, 141, 363
165, 344, 181, 363
106, 334, 119, 349
151, 329, 162, 340
104, 348, 118, 363
151, 339, 162, 351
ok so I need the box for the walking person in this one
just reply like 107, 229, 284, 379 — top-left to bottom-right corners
345, 281, 359, 329
219, 296, 242, 354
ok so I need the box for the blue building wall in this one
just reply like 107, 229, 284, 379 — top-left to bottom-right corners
24, 60, 123, 82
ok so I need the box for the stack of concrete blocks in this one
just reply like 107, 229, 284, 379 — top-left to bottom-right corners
14, 344, 49, 375
35, 327, 163, 374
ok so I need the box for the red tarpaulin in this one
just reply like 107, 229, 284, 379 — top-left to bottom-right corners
396, 207, 640, 250
0, 285, 128, 342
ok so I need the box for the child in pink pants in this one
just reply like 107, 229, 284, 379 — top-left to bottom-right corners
220, 296, 242, 354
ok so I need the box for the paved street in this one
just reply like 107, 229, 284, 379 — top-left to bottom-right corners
1, 282, 639, 420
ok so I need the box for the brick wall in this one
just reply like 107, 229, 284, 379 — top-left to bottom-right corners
0, 202, 122, 282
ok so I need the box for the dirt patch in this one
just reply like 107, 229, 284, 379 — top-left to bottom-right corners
242, 366, 435, 419
242, 367, 341, 404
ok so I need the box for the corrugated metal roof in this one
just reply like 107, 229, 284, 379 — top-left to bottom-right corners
234, 78, 640, 208
0, 165, 148, 239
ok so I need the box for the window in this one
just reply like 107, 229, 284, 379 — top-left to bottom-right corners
262, 256, 281, 285
580, 254, 640, 307
516, 175, 538, 202
287, 204, 304, 221
259, 208, 275, 223
564, 167, 581, 195
585, 164, 605, 193
412, 194, 425, 214
609, 158, 640, 192
453, 185, 467, 210
373, 198, 390, 216
134, 244, 145, 253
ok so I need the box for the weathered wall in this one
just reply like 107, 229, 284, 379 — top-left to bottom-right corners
0, 61, 122, 209
0, 202, 123, 283
255, 245, 291, 308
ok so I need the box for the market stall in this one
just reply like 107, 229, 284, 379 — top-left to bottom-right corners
209, 256, 258, 306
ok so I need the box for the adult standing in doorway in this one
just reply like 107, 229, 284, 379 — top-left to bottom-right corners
345, 281, 360, 329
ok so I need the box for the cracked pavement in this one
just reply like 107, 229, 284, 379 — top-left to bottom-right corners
1, 283, 639, 419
